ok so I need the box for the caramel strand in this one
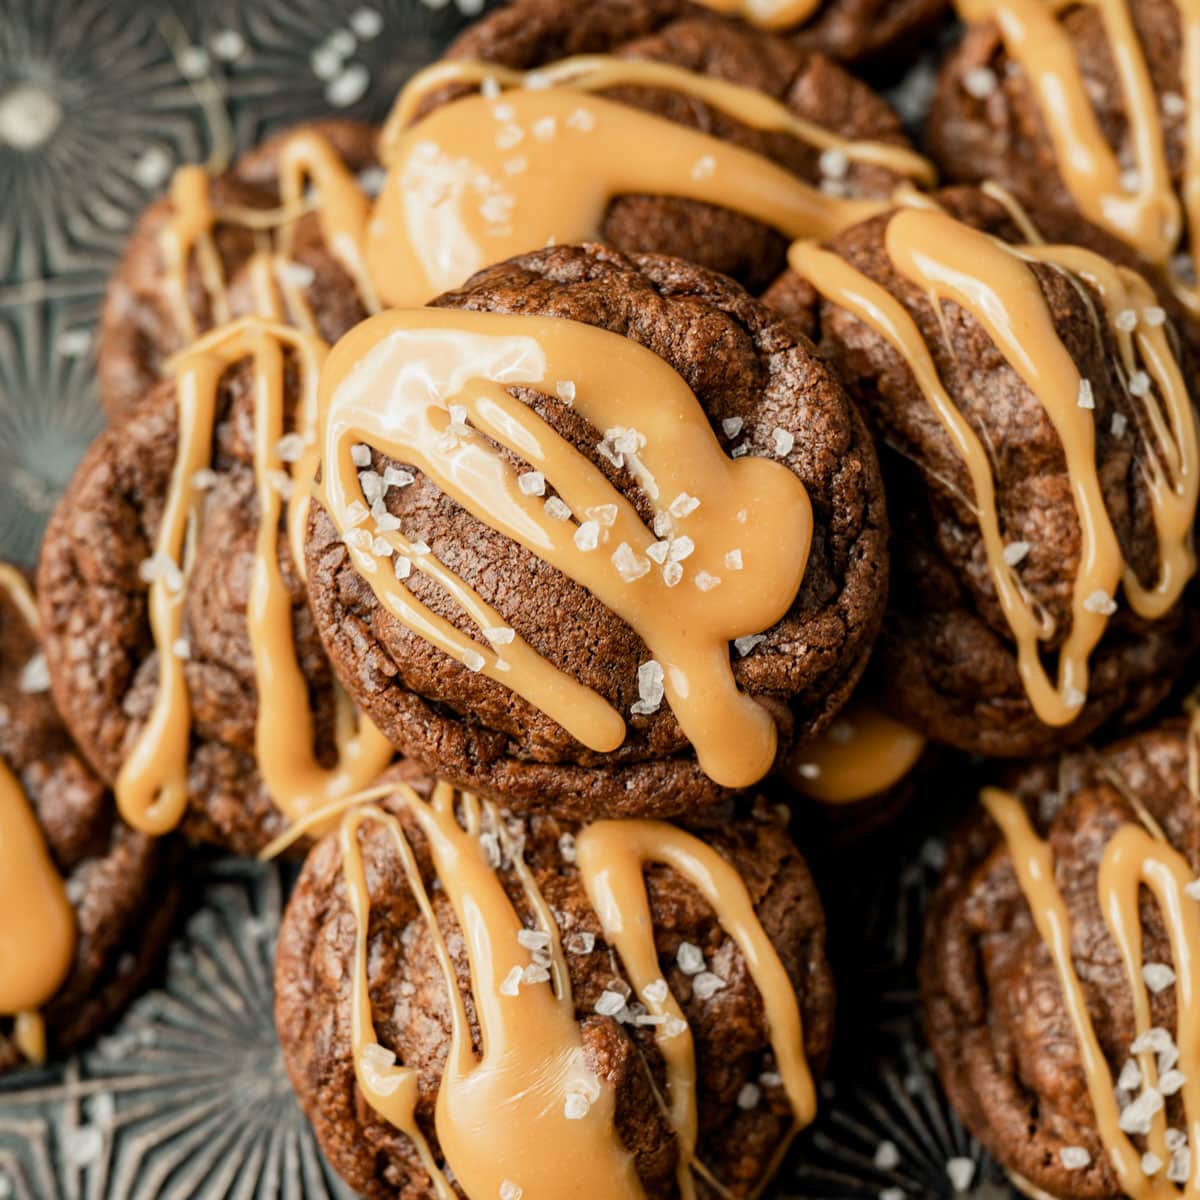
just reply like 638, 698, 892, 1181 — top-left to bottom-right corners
159, 130, 378, 342
0, 569, 75, 1061
341, 782, 812, 1199
368, 55, 934, 307
957, 0, 1200, 316
319, 308, 812, 790
341, 787, 641, 1200
116, 316, 393, 836
983, 787, 1200, 1198
785, 702, 926, 804
575, 819, 817, 1199
788, 209, 1198, 726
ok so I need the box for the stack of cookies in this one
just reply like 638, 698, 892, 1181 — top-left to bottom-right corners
6, 2, 1200, 1197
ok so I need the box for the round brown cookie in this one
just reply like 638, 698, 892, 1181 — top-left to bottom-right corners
922, 722, 1198, 1199
275, 762, 835, 1200
926, 0, 1197, 332
763, 186, 1200, 758
304, 243, 889, 819
433, 0, 918, 293
98, 118, 379, 425
0, 567, 178, 1072
37, 348, 390, 856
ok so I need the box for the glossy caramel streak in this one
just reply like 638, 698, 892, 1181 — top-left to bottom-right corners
790, 210, 1198, 726
0, 570, 75, 1050
0, 758, 74, 1020
576, 819, 816, 1199
984, 787, 1200, 1199
370, 55, 935, 307
116, 317, 393, 836
319, 309, 812, 790
341, 788, 642, 1200
785, 702, 926, 804
160, 130, 376, 342
957, 0, 1200, 316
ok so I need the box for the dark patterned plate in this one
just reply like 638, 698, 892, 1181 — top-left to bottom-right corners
0, 3, 1017, 1196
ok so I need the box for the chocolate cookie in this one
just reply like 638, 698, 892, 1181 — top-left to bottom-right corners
38, 323, 395, 856
275, 763, 835, 1200
421, 0, 925, 294
0, 565, 177, 1072
764, 186, 1200, 758
303, 243, 889, 818
927, 0, 1200, 337
98, 118, 379, 424
922, 720, 1200, 1199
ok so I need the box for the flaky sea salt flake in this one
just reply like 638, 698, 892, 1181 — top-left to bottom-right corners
631, 659, 665, 715
962, 66, 997, 98
19, 653, 49, 693
692, 971, 725, 1000
1078, 379, 1095, 409
1118, 1086, 1164, 1135
1118, 1058, 1142, 1091
595, 990, 627, 1017
734, 633, 767, 657
1143, 962, 1176, 993
1060, 1147, 1091, 1170
518, 470, 546, 496
669, 492, 700, 519
612, 542, 650, 582
499, 966, 523, 997
1130, 371, 1153, 397
574, 521, 600, 552
1083, 589, 1117, 615
643, 978, 669, 1005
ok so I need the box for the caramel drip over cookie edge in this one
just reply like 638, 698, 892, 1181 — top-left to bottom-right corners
0, 567, 76, 1055
115, 316, 393, 836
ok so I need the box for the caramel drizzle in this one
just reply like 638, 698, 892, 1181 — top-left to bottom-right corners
368, 55, 935, 307
689, 0, 821, 30
788, 208, 1198, 726
159, 133, 379, 344
983, 787, 1200, 1198
957, 0, 1200, 317
115, 317, 393, 836
785, 701, 926, 804
341, 782, 812, 1198
320, 308, 813, 790
0, 568, 75, 1060
575, 819, 817, 1198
